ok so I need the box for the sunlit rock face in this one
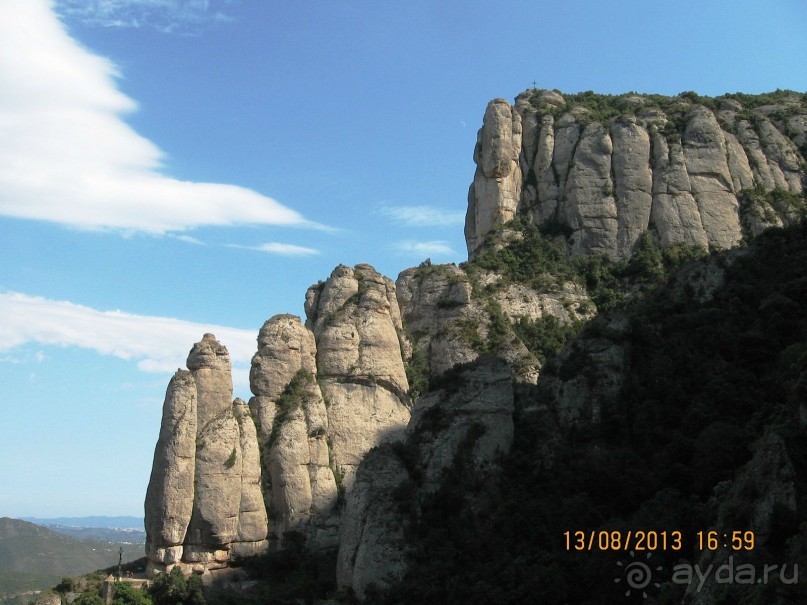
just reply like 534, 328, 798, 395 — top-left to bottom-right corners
145, 334, 268, 576
466, 90, 806, 259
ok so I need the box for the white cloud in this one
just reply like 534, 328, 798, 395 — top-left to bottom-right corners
0, 1, 320, 235
394, 240, 456, 257
230, 242, 320, 256
378, 205, 466, 227
172, 234, 205, 245
0, 291, 258, 394
55, 0, 235, 33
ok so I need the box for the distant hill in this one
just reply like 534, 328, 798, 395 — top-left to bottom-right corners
19, 516, 142, 530
0, 518, 141, 601
32, 525, 145, 544
17, 516, 145, 544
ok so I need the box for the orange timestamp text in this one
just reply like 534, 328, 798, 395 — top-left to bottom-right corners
563, 530, 755, 552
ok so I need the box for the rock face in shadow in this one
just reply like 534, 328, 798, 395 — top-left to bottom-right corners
466, 90, 806, 259
335, 356, 514, 599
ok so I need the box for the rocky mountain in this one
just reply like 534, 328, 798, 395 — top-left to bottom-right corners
466, 89, 806, 259
142, 88, 807, 603
144, 264, 412, 575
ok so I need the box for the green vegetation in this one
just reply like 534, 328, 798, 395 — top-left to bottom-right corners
223, 447, 238, 469
467, 218, 577, 293
511, 315, 580, 364
453, 316, 485, 352
72, 592, 106, 605
467, 220, 706, 314
719, 89, 807, 110
739, 187, 807, 242
149, 567, 205, 605
224, 532, 337, 605
458, 221, 705, 370
367, 220, 807, 604
527, 88, 806, 140
0, 519, 143, 600
327, 437, 346, 505
484, 300, 511, 351
53, 563, 206, 605
268, 369, 315, 447
403, 346, 429, 401
110, 582, 153, 605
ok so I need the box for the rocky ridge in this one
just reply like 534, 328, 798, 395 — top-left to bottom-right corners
142, 89, 807, 602
145, 265, 412, 574
466, 89, 807, 259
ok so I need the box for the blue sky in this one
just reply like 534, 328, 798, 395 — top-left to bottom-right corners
1, 0, 805, 519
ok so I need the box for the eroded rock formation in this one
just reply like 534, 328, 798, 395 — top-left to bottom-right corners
336, 356, 514, 599
145, 334, 268, 575
304, 264, 411, 490
143, 90, 807, 601
466, 90, 806, 259
146, 263, 414, 569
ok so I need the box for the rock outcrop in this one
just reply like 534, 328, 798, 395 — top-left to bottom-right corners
145, 334, 268, 575
396, 260, 593, 384
141, 89, 807, 603
466, 89, 807, 259
304, 264, 411, 491
686, 431, 799, 605
248, 314, 338, 549
336, 356, 514, 599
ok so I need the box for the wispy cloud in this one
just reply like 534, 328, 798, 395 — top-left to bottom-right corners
378, 205, 466, 227
229, 242, 320, 256
171, 234, 205, 245
0, 1, 322, 235
0, 291, 258, 394
394, 240, 456, 257
55, 0, 236, 34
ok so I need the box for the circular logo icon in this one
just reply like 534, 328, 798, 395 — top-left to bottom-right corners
615, 551, 663, 599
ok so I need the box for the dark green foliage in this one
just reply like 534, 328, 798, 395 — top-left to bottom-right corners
453, 316, 485, 352
326, 437, 345, 505
468, 220, 705, 315
112, 582, 153, 605
55, 576, 76, 593
371, 221, 807, 604
484, 300, 511, 351
528, 90, 628, 124
72, 593, 106, 605
148, 567, 205, 605
228, 532, 337, 604
468, 220, 577, 292
512, 315, 580, 364
268, 369, 314, 447
404, 346, 429, 400
739, 188, 807, 242
223, 447, 237, 469
718, 89, 807, 110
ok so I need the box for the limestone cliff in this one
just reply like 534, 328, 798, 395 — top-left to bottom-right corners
336, 356, 514, 599
145, 263, 412, 574
304, 264, 411, 490
466, 89, 807, 259
396, 260, 592, 386
141, 89, 807, 603
144, 334, 268, 575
